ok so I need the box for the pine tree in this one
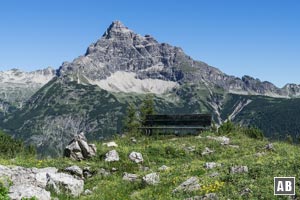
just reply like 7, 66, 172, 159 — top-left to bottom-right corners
123, 103, 140, 133
140, 94, 155, 125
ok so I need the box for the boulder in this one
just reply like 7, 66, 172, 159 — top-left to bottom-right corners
9, 185, 51, 200
129, 152, 143, 163
142, 172, 160, 185
173, 177, 200, 193
105, 150, 120, 162
46, 172, 84, 197
231, 166, 248, 174
64, 132, 97, 160
0, 165, 84, 199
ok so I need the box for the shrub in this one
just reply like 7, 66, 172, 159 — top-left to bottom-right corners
218, 119, 235, 135
0, 130, 36, 158
242, 126, 264, 140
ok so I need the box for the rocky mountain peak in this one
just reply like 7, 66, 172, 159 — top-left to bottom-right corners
102, 20, 133, 40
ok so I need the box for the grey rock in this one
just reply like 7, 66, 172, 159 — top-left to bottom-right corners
201, 147, 214, 156
207, 136, 230, 145
209, 172, 220, 177
64, 132, 97, 160
103, 141, 118, 147
142, 172, 160, 185
240, 188, 252, 196
83, 167, 93, 178
131, 137, 137, 143
9, 185, 51, 200
98, 168, 111, 177
255, 152, 266, 157
83, 189, 93, 196
65, 165, 83, 178
173, 177, 200, 193
46, 172, 84, 197
129, 151, 143, 163
264, 143, 274, 151
205, 162, 221, 169
185, 193, 218, 200
123, 172, 139, 182
0, 164, 84, 198
111, 167, 118, 172
228, 145, 240, 148
231, 166, 248, 174
158, 165, 170, 171
105, 150, 119, 162
185, 146, 196, 152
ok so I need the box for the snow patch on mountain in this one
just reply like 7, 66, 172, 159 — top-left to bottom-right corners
88, 71, 178, 94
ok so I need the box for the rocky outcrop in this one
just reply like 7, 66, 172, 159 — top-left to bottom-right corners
129, 152, 144, 163
173, 177, 201, 193
0, 164, 84, 199
64, 132, 97, 160
142, 173, 160, 185
105, 150, 120, 162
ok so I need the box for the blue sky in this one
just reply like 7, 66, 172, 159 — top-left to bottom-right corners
0, 0, 299, 87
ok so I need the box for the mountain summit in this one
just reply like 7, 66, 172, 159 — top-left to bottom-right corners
57, 21, 299, 98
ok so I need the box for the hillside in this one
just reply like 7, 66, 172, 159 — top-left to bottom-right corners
0, 129, 299, 199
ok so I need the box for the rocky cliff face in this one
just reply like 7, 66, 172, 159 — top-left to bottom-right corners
58, 21, 298, 98
0, 67, 56, 108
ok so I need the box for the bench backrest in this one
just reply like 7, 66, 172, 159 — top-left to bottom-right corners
144, 114, 212, 127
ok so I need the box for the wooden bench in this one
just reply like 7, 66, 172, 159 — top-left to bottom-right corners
140, 114, 212, 135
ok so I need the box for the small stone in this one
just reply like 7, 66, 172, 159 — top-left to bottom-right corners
139, 165, 150, 171
240, 188, 252, 196
103, 141, 118, 147
142, 172, 160, 185
129, 152, 143, 163
204, 162, 221, 169
207, 136, 230, 145
228, 145, 239, 148
231, 166, 248, 174
111, 167, 118, 172
83, 167, 93, 179
105, 150, 119, 162
130, 137, 137, 143
123, 172, 139, 182
185, 193, 218, 200
201, 147, 214, 156
98, 168, 110, 177
158, 165, 170, 171
185, 146, 196, 152
83, 189, 93, 196
264, 143, 274, 151
209, 172, 220, 177
255, 152, 266, 157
